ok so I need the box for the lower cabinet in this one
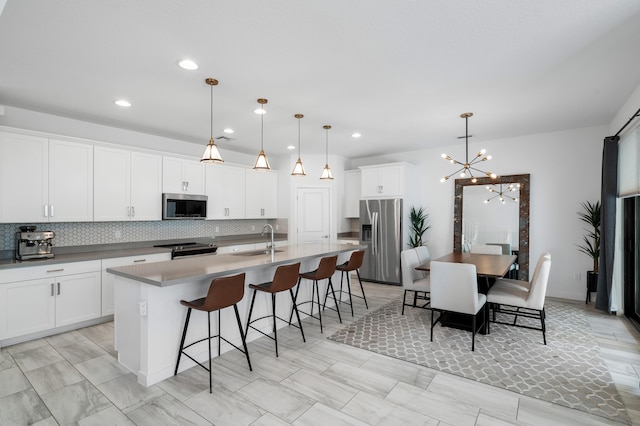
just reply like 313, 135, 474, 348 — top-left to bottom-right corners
0, 261, 101, 340
101, 253, 171, 316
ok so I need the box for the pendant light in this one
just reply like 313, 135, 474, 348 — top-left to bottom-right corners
440, 112, 496, 183
320, 125, 334, 180
291, 114, 306, 176
253, 98, 271, 170
200, 78, 224, 164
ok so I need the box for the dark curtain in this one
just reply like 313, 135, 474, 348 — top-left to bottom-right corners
596, 136, 619, 312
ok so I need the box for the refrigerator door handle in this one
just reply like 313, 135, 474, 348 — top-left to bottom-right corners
372, 212, 378, 255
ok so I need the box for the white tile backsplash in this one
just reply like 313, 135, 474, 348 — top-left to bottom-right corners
1, 219, 287, 250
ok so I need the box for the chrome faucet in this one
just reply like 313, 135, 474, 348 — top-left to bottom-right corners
262, 224, 274, 255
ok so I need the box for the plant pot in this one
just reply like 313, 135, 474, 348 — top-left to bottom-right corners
586, 271, 598, 303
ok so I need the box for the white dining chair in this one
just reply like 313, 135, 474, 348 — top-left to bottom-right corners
486, 253, 551, 344
400, 246, 431, 314
430, 261, 487, 351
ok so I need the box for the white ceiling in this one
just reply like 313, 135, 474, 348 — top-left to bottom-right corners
1, 0, 640, 160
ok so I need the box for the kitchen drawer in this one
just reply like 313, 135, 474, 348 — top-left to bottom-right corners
216, 243, 258, 254
101, 253, 170, 269
0, 260, 101, 284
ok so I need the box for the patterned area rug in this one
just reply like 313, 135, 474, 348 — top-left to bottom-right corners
329, 299, 630, 424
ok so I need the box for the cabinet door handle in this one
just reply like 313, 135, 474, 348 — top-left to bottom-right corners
57, 282, 61, 295
50, 205, 55, 217
131, 206, 135, 217
127, 206, 131, 217
51, 283, 54, 296
133, 259, 146, 263
44, 204, 48, 217
47, 268, 64, 273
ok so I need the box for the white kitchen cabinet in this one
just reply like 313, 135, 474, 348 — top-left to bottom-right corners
206, 164, 246, 219
94, 147, 162, 221
0, 132, 93, 223
101, 253, 171, 316
0, 261, 101, 341
0, 132, 48, 223
245, 169, 278, 218
360, 163, 411, 199
163, 156, 205, 194
344, 170, 361, 218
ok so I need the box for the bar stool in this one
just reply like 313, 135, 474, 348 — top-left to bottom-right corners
324, 250, 368, 316
174, 273, 252, 393
289, 255, 341, 333
245, 263, 305, 357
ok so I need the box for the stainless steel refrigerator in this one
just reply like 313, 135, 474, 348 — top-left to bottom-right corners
359, 198, 403, 285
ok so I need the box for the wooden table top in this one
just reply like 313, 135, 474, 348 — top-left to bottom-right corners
416, 252, 517, 278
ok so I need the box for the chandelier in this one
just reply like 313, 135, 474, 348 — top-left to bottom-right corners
484, 183, 519, 204
440, 112, 496, 183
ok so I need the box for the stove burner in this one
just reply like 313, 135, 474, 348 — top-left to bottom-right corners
154, 242, 218, 259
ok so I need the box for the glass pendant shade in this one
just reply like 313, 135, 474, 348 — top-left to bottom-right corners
320, 164, 333, 180
320, 124, 334, 180
201, 138, 223, 163
291, 114, 306, 176
291, 158, 306, 176
201, 78, 224, 164
253, 98, 271, 171
254, 149, 271, 170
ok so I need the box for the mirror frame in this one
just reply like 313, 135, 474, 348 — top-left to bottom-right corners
453, 173, 530, 280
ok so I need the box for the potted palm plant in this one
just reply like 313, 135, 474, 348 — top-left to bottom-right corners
577, 200, 600, 301
408, 206, 430, 248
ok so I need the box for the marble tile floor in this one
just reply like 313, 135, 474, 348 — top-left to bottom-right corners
1, 281, 639, 426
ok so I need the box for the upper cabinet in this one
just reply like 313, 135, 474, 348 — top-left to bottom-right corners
0, 132, 93, 223
205, 164, 246, 219
94, 147, 162, 221
344, 170, 361, 218
360, 163, 412, 199
162, 156, 205, 195
245, 170, 278, 218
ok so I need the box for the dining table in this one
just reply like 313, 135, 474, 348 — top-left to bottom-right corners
415, 251, 517, 334
415, 252, 517, 278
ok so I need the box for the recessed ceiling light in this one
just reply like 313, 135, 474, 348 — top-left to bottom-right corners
352, 132, 361, 138
114, 99, 131, 107
178, 59, 198, 70
286, 145, 295, 150
254, 107, 266, 115
223, 128, 234, 134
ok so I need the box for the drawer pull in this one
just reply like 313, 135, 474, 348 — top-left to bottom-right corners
133, 259, 147, 263
46, 268, 64, 273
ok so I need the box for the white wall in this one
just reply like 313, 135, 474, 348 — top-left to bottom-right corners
349, 125, 605, 301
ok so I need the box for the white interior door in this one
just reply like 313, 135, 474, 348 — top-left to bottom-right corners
297, 187, 330, 244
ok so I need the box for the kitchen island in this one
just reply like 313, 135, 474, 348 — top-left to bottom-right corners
107, 243, 363, 386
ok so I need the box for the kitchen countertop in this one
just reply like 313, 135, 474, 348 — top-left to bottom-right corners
0, 233, 288, 270
108, 242, 364, 287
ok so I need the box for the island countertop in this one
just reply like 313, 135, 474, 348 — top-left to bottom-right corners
106, 243, 364, 287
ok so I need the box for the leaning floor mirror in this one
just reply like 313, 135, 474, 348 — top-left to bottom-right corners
453, 174, 530, 280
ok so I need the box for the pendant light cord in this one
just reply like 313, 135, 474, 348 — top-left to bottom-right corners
261, 106, 264, 150
210, 84, 214, 140
325, 128, 329, 163
465, 115, 469, 164
298, 117, 301, 157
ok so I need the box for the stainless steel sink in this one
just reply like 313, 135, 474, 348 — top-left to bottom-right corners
231, 249, 284, 256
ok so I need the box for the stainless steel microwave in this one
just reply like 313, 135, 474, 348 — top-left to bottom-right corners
162, 193, 207, 219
